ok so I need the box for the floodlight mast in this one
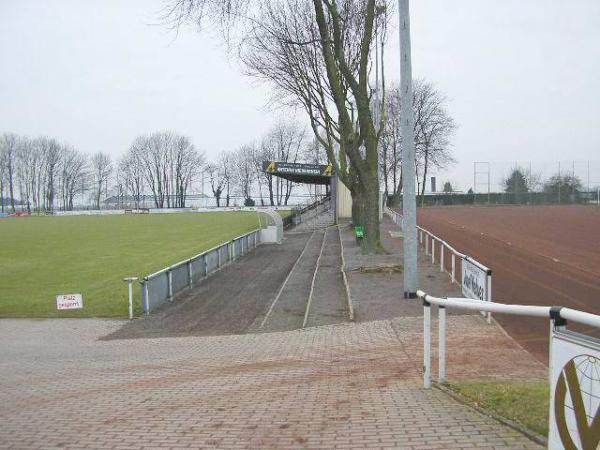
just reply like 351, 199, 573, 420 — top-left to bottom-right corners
399, 0, 418, 298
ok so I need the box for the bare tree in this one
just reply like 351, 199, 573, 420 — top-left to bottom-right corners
205, 161, 226, 207
302, 137, 328, 165
0, 140, 6, 212
119, 149, 145, 209
58, 145, 87, 211
90, 152, 112, 209
128, 131, 203, 208
164, 0, 388, 252
36, 137, 64, 212
412, 80, 456, 206
172, 134, 204, 208
380, 80, 456, 206
219, 151, 233, 206
380, 85, 403, 201
0, 133, 19, 212
260, 122, 305, 205
232, 145, 255, 205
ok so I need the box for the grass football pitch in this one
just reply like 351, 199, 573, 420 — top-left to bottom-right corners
0, 212, 269, 318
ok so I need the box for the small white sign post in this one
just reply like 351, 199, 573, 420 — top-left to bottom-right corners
123, 277, 138, 320
549, 327, 600, 450
56, 294, 83, 310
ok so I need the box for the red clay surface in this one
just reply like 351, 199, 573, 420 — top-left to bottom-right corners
417, 205, 600, 364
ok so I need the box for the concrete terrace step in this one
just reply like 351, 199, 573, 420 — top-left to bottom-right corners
292, 209, 335, 231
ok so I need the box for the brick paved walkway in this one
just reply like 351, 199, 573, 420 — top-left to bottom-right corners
1, 317, 543, 449
340, 217, 466, 322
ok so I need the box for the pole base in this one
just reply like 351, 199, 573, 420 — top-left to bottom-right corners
404, 291, 418, 299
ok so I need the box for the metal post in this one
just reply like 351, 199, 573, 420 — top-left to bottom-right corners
487, 272, 493, 324
440, 244, 444, 272
587, 160, 590, 193
558, 161, 561, 203
123, 277, 138, 320
144, 280, 149, 315
188, 260, 193, 288
487, 164, 490, 205
473, 162, 476, 200
431, 238, 435, 264
167, 270, 173, 301
399, 0, 418, 299
438, 305, 446, 384
451, 253, 456, 284
423, 299, 431, 388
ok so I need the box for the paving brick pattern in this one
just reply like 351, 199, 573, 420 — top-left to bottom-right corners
1, 317, 542, 449
340, 218, 467, 322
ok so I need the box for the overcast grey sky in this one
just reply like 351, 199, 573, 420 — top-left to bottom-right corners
1, 0, 599, 189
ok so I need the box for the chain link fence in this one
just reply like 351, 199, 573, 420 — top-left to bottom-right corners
425, 160, 600, 206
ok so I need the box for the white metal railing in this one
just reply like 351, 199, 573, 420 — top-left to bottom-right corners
417, 290, 600, 388
385, 207, 492, 322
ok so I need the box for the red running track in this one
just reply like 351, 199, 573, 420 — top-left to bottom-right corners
417, 205, 600, 364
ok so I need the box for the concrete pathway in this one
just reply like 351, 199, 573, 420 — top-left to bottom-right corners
340, 216, 465, 321
0, 317, 543, 450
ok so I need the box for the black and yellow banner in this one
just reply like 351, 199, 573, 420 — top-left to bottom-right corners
263, 161, 334, 177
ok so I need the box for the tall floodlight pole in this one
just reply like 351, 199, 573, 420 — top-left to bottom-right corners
399, 0, 418, 298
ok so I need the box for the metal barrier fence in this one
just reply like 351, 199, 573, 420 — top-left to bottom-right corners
293, 197, 331, 225
141, 229, 261, 314
417, 290, 600, 448
385, 207, 492, 320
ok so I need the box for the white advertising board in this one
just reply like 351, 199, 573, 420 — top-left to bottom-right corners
56, 294, 83, 310
549, 329, 600, 450
461, 257, 489, 301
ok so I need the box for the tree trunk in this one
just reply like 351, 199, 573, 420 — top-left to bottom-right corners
8, 163, 15, 212
351, 190, 363, 229
360, 176, 382, 253
267, 176, 274, 206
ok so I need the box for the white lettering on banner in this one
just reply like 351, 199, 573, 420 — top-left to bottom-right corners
549, 330, 600, 450
56, 294, 83, 310
461, 258, 487, 301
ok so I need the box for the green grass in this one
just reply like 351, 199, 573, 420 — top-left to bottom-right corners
0, 212, 265, 318
449, 380, 549, 436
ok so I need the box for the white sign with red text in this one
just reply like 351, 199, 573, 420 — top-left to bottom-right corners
56, 294, 83, 310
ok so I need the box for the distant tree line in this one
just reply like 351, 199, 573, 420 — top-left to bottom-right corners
503, 167, 586, 202
0, 131, 204, 212
0, 122, 325, 212
0, 133, 93, 213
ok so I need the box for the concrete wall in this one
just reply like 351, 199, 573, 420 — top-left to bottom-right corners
336, 177, 352, 219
